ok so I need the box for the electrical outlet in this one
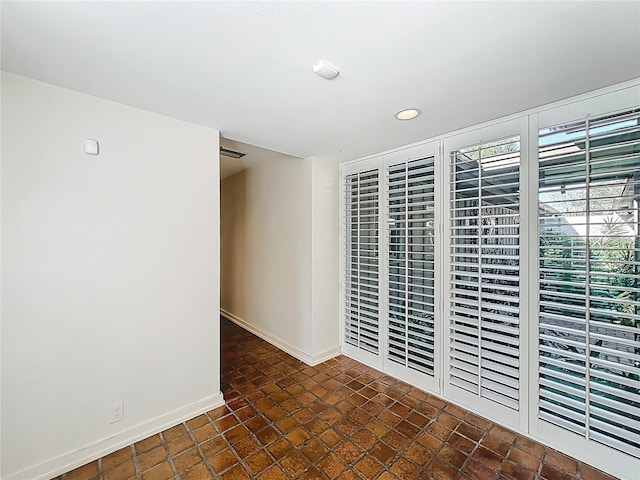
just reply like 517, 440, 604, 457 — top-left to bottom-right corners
109, 401, 124, 423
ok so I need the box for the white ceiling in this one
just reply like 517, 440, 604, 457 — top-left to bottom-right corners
2, 1, 639, 162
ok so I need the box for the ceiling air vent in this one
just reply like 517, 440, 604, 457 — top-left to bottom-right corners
220, 146, 246, 159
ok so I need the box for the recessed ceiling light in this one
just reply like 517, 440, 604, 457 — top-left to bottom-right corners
395, 108, 421, 120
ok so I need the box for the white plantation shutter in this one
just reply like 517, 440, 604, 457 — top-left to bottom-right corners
386, 155, 437, 378
446, 125, 523, 426
343, 164, 381, 360
538, 107, 640, 458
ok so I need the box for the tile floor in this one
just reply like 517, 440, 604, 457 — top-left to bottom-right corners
58, 318, 617, 480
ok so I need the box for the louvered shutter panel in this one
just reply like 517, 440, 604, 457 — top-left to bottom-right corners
538, 107, 640, 458
387, 156, 436, 376
449, 135, 522, 415
343, 168, 380, 357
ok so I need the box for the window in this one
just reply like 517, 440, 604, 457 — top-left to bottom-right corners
446, 128, 524, 427
387, 156, 436, 376
538, 108, 640, 457
343, 166, 380, 359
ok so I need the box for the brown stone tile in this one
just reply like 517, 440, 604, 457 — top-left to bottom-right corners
514, 436, 544, 459
578, 463, 617, 480
351, 428, 377, 450
233, 436, 261, 458
544, 448, 578, 475
457, 422, 484, 442
300, 439, 327, 463
294, 407, 316, 423
64, 461, 99, 480
481, 434, 512, 457
209, 449, 238, 474
501, 460, 536, 480
224, 425, 250, 445
389, 402, 411, 418
448, 432, 475, 454
245, 450, 272, 476
101, 447, 132, 471
255, 397, 276, 411
354, 455, 383, 477
336, 440, 362, 464
337, 469, 361, 480
319, 428, 344, 448
377, 409, 402, 428
508, 448, 541, 472
437, 444, 466, 469
200, 436, 227, 459
102, 460, 136, 480
172, 448, 203, 474
404, 443, 432, 466
444, 403, 467, 419
162, 423, 187, 442
286, 426, 312, 446
216, 414, 240, 432
264, 406, 287, 422
540, 463, 575, 480
245, 416, 269, 433
365, 419, 390, 437
134, 435, 162, 456
305, 418, 330, 435
275, 416, 299, 433
473, 445, 503, 471
207, 405, 229, 420
426, 421, 452, 441
181, 462, 213, 480
137, 445, 167, 472
369, 441, 396, 464
465, 412, 491, 431
257, 466, 289, 480
377, 473, 399, 480
187, 414, 210, 430
192, 423, 217, 444
464, 458, 499, 480
318, 453, 347, 478
318, 407, 342, 424
299, 466, 325, 480
489, 425, 517, 445
220, 464, 251, 480
383, 430, 412, 451
140, 462, 174, 480
390, 457, 419, 479
166, 434, 194, 456
426, 457, 460, 480
253, 426, 277, 446
267, 438, 294, 460
437, 412, 461, 430
395, 420, 420, 438
416, 431, 443, 452
280, 451, 309, 477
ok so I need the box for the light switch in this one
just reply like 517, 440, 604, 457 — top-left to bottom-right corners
84, 139, 99, 155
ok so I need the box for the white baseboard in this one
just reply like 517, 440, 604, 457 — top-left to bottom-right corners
4, 392, 225, 480
220, 309, 339, 367
309, 346, 342, 366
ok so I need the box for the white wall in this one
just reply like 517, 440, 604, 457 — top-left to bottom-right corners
1, 73, 223, 479
220, 155, 314, 359
311, 157, 341, 357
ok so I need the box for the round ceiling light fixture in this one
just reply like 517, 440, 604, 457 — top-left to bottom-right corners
395, 108, 421, 120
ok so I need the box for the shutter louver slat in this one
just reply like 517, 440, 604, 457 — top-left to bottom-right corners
538, 107, 640, 459
449, 135, 521, 411
387, 157, 436, 376
344, 169, 380, 354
